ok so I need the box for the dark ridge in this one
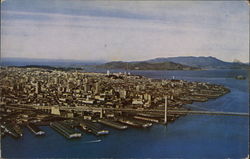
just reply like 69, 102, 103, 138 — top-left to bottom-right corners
145, 56, 249, 69
97, 61, 200, 70
11, 65, 84, 71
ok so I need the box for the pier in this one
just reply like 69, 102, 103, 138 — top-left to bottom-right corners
50, 122, 82, 139
27, 124, 45, 136
98, 119, 128, 130
79, 120, 109, 136
133, 116, 159, 123
118, 118, 152, 128
118, 118, 141, 127
1, 124, 22, 138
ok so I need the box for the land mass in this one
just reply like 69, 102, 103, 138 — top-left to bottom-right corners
145, 56, 249, 69
97, 56, 249, 70
16, 65, 84, 71
1, 56, 249, 70
97, 61, 199, 70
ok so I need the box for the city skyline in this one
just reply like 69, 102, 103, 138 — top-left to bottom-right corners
1, 0, 249, 62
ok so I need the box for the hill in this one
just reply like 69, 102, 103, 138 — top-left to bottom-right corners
97, 61, 199, 70
146, 56, 248, 69
14, 65, 84, 71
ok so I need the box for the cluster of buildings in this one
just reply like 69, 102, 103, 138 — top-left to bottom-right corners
0, 67, 229, 110
0, 66, 230, 139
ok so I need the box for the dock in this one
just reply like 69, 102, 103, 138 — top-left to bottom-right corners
79, 120, 109, 136
1, 124, 22, 138
13, 124, 23, 137
130, 118, 152, 128
27, 123, 45, 136
133, 116, 159, 123
50, 121, 82, 139
137, 112, 164, 118
118, 118, 152, 128
98, 119, 128, 130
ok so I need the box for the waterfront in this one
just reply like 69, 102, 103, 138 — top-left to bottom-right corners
1, 69, 249, 158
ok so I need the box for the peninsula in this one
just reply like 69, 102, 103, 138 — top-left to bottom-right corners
0, 67, 230, 139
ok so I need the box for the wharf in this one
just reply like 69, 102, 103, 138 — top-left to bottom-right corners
137, 112, 164, 118
98, 119, 128, 130
27, 123, 45, 136
133, 116, 159, 123
50, 121, 81, 139
13, 124, 23, 137
1, 124, 22, 138
79, 120, 109, 136
118, 118, 152, 128
129, 118, 152, 128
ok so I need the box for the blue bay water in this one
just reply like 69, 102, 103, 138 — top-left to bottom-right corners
1, 69, 249, 158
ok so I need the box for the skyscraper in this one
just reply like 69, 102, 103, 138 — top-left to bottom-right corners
95, 82, 99, 94
35, 82, 41, 94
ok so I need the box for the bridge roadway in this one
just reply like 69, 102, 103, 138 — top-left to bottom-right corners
7, 104, 250, 117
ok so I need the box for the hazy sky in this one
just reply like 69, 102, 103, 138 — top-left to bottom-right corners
1, 0, 249, 62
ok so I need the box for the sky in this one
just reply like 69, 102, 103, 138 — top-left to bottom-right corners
1, 0, 249, 62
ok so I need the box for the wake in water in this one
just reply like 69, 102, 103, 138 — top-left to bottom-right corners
84, 139, 101, 143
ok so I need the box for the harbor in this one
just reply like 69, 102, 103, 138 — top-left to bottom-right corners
1, 103, 249, 140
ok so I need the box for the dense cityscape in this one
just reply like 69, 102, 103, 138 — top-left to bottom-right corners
0, 66, 230, 139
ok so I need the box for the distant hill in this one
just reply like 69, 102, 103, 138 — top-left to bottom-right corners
146, 56, 249, 69
16, 65, 84, 71
2, 56, 248, 70
97, 61, 199, 70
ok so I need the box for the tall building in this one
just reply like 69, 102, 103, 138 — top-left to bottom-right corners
54, 77, 59, 84
35, 82, 41, 94
95, 82, 100, 94
66, 83, 71, 92
136, 85, 140, 92
84, 83, 91, 92
119, 89, 127, 98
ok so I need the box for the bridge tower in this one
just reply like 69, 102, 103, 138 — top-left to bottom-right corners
164, 96, 168, 124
